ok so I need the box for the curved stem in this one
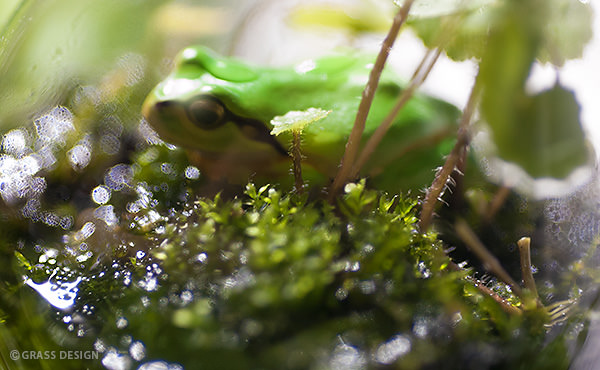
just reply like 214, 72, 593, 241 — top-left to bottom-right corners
455, 219, 523, 299
351, 48, 442, 179
419, 76, 480, 230
328, 0, 414, 201
517, 237, 539, 299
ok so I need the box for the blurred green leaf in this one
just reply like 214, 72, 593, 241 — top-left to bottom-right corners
406, 0, 496, 18
0, 0, 25, 32
290, 0, 392, 34
407, 5, 492, 61
539, 0, 594, 65
408, 0, 592, 63
478, 0, 589, 179
479, 1, 540, 143
488, 84, 589, 179
0, 0, 166, 127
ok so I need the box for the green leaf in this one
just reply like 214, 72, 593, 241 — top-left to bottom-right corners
408, 9, 490, 61
478, 0, 589, 180
479, 3, 540, 142
406, 0, 496, 18
539, 0, 593, 66
489, 85, 589, 179
270, 108, 331, 136
407, 0, 498, 61
289, 2, 392, 34
14, 251, 31, 271
408, 0, 592, 64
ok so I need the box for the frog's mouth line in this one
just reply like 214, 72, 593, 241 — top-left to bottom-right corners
230, 114, 290, 158
183, 94, 290, 158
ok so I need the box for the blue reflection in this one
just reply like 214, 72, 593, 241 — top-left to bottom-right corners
25, 271, 82, 310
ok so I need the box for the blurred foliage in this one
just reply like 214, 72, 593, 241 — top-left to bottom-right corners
0, 0, 170, 128
407, 0, 593, 182
289, 0, 393, 34
477, 0, 590, 180
407, 0, 592, 65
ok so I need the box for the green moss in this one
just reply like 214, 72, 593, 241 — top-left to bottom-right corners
1, 158, 575, 369
34, 180, 559, 369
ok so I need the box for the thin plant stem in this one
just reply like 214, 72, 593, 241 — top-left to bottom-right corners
351, 48, 442, 178
467, 276, 522, 315
328, 0, 414, 200
419, 76, 480, 230
454, 219, 524, 299
446, 262, 521, 315
485, 185, 511, 222
517, 237, 539, 299
292, 131, 303, 193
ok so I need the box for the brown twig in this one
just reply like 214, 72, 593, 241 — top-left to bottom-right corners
351, 48, 443, 179
419, 77, 480, 230
328, 0, 414, 201
447, 261, 522, 315
454, 219, 524, 299
471, 278, 523, 315
485, 185, 511, 222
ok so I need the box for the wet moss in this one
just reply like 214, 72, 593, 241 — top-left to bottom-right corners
4, 178, 573, 369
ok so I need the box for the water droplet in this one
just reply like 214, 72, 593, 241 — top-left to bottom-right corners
34, 107, 74, 147
335, 288, 348, 301
373, 335, 411, 365
344, 261, 360, 272
139, 276, 158, 292
329, 343, 366, 370
184, 166, 200, 180
77, 222, 96, 241
129, 340, 146, 361
417, 261, 431, 278
117, 53, 146, 87
138, 119, 164, 145
25, 273, 82, 310
196, 253, 208, 263
180, 290, 193, 304
138, 360, 183, 370
100, 133, 121, 155
60, 216, 74, 230
68, 143, 92, 170
94, 338, 107, 353
95, 205, 118, 226
161, 163, 174, 175
105, 164, 133, 191
102, 349, 131, 370
413, 316, 430, 338
116, 317, 128, 329
2, 129, 29, 157
92, 185, 111, 205
359, 280, 376, 295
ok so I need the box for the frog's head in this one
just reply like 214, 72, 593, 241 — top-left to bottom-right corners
142, 46, 288, 162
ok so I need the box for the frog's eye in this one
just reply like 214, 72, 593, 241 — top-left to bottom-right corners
186, 97, 227, 129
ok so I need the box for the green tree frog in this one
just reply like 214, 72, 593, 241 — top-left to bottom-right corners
142, 46, 460, 191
